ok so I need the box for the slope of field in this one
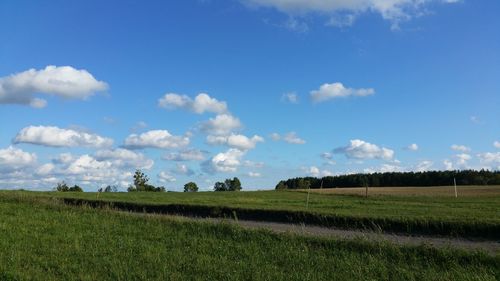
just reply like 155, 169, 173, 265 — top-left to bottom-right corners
0, 194, 498, 281
15, 186, 499, 223
4, 186, 499, 239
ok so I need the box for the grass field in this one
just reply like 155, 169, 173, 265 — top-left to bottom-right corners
2, 186, 499, 239
306, 185, 500, 197
0, 193, 498, 281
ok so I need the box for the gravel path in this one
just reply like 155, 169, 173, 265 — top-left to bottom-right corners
199, 217, 500, 255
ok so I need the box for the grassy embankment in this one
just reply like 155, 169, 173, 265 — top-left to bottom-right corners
3, 186, 499, 239
0, 193, 498, 281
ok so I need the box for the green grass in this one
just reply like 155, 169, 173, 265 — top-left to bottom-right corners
5, 189, 499, 238
9, 189, 500, 223
0, 193, 498, 281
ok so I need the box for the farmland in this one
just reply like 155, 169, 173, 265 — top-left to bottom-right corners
0, 192, 498, 281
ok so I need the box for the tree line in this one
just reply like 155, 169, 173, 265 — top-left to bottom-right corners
275, 170, 500, 190
54, 170, 243, 192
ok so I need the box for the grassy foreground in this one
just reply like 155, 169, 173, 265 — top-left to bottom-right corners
0, 193, 498, 281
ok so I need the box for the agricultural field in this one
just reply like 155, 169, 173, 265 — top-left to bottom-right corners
11, 186, 500, 220
0, 193, 498, 281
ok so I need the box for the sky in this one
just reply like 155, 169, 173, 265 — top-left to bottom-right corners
0, 0, 499, 191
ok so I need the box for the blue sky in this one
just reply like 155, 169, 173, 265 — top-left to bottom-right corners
0, 0, 499, 191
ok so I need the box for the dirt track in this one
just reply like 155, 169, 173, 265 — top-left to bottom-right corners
199, 217, 500, 255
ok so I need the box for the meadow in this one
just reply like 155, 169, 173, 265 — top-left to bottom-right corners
3, 186, 499, 239
0, 193, 498, 281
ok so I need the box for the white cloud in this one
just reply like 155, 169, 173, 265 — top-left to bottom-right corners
310, 82, 374, 103
158, 171, 176, 183
443, 159, 454, 170
248, 172, 262, 177
455, 153, 471, 165
451, 144, 470, 152
282, 92, 299, 103
494, 141, 500, 149
477, 152, 500, 165
364, 164, 403, 173
0, 146, 37, 171
203, 148, 246, 173
415, 160, 433, 172
0, 65, 107, 108
94, 148, 154, 170
124, 130, 189, 149
158, 93, 228, 114
36, 163, 55, 176
270, 133, 281, 141
206, 134, 264, 150
13, 126, 113, 148
334, 139, 394, 160
306, 166, 333, 177
406, 143, 419, 151
284, 132, 306, 144
200, 114, 242, 136
173, 164, 195, 176
243, 160, 265, 168
163, 149, 206, 161
243, 0, 458, 29
281, 132, 306, 144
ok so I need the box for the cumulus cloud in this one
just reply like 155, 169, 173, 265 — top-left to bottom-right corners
310, 82, 374, 103
248, 172, 262, 177
173, 164, 195, 176
200, 114, 242, 136
203, 148, 246, 173
124, 130, 189, 149
206, 134, 264, 150
243, 0, 458, 29
306, 166, 333, 177
281, 92, 299, 104
271, 132, 306, 144
477, 152, 500, 166
243, 160, 265, 168
455, 153, 471, 166
0, 65, 107, 108
494, 141, 500, 149
163, 149, 206, 161
451, 144, 470, 152
94, 148, 154, 170
0, 146, 37, 171
415, 160, 433, 172
158, 93, 228, 114
364, 164, 403, 173
13, 126, 113, 148
334, 139, 394, 160
406, 143, 419, 151
158, 171, 176, 183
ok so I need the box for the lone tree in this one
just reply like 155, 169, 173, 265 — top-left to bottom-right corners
214, 177, 242, 191
55, 181, 83, 192
128, 170, 165, 192
184, 182, 198, 192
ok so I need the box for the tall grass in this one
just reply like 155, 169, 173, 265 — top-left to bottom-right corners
0, 194, 498, 280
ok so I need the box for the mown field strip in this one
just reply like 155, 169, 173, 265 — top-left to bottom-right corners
59, 196, 500, 240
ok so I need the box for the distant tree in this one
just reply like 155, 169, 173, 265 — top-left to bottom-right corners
104, 185, 118, 192
184, 182, 198, 192
214, 177, 242, 191
225, 177, 242, 191
214, 181, 227, 192
55, 181, 69, 192
128, 170, 165, 192
68, 185, 83, 192
275, 181, 287, 190
296, 178, 310, 190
